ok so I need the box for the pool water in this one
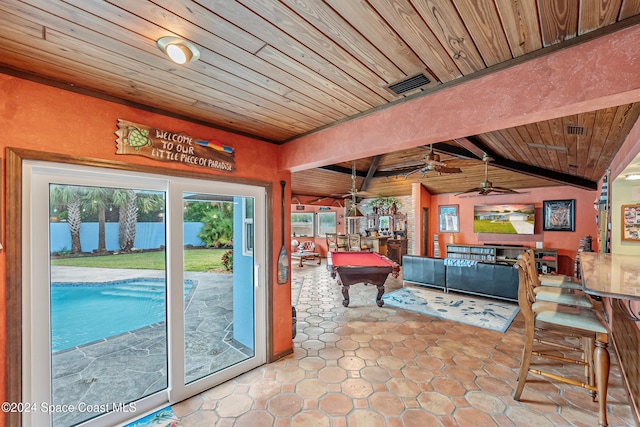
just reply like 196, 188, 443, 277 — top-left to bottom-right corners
50, 279, 194, 352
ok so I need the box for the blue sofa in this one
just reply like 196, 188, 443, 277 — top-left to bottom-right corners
402, 255, 518, 302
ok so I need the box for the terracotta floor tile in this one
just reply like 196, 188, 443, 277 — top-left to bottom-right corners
347, 409, 387, 427
167, 263, 634, 427
386, 378, 421, 397
400, 409, 441, 427
317, 366, 347, 383
291, 410, 331, 427
268, 393, 303, 416
215, 394, 254, 418
454, 407, 500, 426
341, 378, 374, 398
417, 391, 456, 415
232, 410, 274, 427
369, 391, 404, 416
431, 377, 467, 397
318, 393, 353, 415
465, 390, 507, 413
248, 378, 281, 399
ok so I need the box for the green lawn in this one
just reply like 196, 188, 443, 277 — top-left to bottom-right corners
473, 220, 517, 234
50, 249, 229, 272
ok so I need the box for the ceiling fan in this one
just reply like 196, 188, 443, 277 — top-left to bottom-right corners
405, 145, 462, 178
330, 160, 370, 217
332, 160, 374, 199
456, 153, 520, 197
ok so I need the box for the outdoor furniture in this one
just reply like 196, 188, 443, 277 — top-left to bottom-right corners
291, 241, 321, 267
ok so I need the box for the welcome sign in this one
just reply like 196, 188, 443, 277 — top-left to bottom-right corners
115, 119, 236, 172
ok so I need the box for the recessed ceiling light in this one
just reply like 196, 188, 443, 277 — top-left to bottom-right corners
156, 36, 200, 64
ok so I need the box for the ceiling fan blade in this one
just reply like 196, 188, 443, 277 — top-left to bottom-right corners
455, 187, 483, 196
491, 186, 520, 194
403, 168, 422, 178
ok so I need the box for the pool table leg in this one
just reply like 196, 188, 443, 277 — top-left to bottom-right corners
341, 285, 350, 307
376, 285, 385, 307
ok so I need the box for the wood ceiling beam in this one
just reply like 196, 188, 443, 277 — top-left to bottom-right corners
317, 164, 368, 177
360, 155, 381, 192
461, 136, 598, 190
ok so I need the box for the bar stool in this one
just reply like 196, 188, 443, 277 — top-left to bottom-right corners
521, 250, 593, 308
325, 233, 345, 252
514, 257, 610, 426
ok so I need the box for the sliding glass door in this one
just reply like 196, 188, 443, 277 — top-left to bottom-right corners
23, 162, 266, 426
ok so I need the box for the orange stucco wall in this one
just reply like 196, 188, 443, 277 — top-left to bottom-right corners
0, 74, 292, 409
425, 187, 599, 276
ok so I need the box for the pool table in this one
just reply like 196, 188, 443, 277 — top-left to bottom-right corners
327, 251, 400, 307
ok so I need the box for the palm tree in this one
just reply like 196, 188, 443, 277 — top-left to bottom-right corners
50, 185, 85, 254
113, 190, 165, 252
113, 189, 138, 252
83, 187, 111, 253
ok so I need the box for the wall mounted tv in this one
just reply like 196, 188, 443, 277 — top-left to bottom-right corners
473, 204, 536, 235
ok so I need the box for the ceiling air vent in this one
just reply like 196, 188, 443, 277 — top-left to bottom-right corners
385, 72, 435, 95
566, 125, 585, 135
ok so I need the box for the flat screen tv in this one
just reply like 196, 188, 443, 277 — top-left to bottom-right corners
473, 204, 535, 235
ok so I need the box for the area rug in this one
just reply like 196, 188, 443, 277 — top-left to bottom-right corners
381, 287, 519, 332
124, 407, 181, 427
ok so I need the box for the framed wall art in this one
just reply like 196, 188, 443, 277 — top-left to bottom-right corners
438, 204, 459, 233
543, 199, 575, 232
622, 204, 640, 241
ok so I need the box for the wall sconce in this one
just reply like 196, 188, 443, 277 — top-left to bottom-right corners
156, 37, 201, 64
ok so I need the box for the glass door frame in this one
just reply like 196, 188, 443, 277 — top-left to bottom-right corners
20, 159, 267, 426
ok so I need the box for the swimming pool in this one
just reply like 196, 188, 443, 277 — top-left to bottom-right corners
50, 278, 194, 352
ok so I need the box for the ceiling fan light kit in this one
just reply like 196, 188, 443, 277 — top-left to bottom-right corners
405, 145, 462, 178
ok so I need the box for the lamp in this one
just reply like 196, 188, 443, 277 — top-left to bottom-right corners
156, 37, 201, 64
346, 204, 364, 218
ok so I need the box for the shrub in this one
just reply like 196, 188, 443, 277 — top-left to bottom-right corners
222, 250, 233, 271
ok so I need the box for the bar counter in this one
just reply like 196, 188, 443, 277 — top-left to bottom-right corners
580, 252, 640, 301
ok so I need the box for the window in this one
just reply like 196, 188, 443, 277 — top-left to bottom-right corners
291, 212, 314, 237
316, 211, 337, 237
243, 198, 254, 255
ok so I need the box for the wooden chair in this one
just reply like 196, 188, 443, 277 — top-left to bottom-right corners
347, 234, 368, 251
521, 250, 593, 308
514, 257, 610, 427
528, 249, 583, 290
326, 233, 346, 252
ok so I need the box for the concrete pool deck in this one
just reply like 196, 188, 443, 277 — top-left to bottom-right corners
49, 266, 251, 426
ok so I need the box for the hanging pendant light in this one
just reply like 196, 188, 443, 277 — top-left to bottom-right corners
346, 160, 364, 218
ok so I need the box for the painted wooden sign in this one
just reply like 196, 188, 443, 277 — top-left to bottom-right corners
115, 119, 235, 172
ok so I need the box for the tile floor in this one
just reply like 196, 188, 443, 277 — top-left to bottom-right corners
170, 260, 637, 426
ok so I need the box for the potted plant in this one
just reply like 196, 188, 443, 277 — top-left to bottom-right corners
367, 197, 402, 214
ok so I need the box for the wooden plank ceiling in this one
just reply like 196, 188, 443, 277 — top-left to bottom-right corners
1, 0, 639, 198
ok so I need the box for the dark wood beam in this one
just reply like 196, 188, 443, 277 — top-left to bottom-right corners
360, 155, 381, 192
318, 164, 368, 177
462, 136, 598, 190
